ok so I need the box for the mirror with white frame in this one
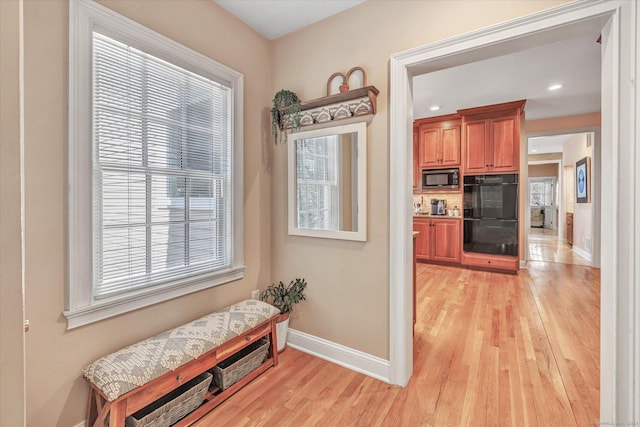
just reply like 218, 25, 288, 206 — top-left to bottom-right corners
288, 121, 367, 241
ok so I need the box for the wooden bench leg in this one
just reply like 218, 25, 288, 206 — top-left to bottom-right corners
86, 388, 98, 427
108, 400, 126, 427
271, 319, 279, 367
86, 388, 113, 427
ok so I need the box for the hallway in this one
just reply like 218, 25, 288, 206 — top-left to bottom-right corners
527, 227, 591, 266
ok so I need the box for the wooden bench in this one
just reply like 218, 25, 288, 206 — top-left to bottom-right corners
83, 299, 281, 427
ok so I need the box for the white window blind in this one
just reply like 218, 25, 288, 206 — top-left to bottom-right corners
92, 31, 232, 298
295, 136, 340, 230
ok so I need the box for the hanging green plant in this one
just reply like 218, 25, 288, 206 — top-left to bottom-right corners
270, 89, 302, 145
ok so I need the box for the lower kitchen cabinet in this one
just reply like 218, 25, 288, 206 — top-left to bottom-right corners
413, 217, 461, 263
461, 251, 519, 272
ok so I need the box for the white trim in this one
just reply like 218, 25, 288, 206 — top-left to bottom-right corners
519, 260, 527, 269
572, 245, 593, 263
390, 1, 638, 422
634, 0, 640, 420
599, 12, 618, 423
64, 267, 245, 329
66, 0, 244, 328
71, 422, 85, 427
388, 50, 414, 387
287, 329, 391, 383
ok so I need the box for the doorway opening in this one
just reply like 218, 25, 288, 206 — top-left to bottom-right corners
529, 177, 557, 229
526, 131, 599, 266
389, 1, 635, 421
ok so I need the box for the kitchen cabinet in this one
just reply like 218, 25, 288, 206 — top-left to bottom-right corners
566, 212, 574, 246
461, 251, 519, 272
415, 115, 461, 168
413, 217, 461, 263
460, 100, 525, 174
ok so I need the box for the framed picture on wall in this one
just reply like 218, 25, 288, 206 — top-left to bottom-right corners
576, 156, 591, 203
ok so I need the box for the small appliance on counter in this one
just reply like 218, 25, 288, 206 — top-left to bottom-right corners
430, 199, 439, 215
430, 199, 447, 215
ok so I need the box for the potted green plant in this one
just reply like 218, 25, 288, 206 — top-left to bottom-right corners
270, 89, 302, 145
260, 278, 307, 352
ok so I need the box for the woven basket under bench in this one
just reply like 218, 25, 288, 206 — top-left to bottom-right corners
83, 300, 280, 427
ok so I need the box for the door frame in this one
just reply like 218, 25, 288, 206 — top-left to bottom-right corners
389, 0, 637, 422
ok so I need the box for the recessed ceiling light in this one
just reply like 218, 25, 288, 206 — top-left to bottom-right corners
531, 149, 538, 153
430, 105, 441, 111
548, 84, 563, 91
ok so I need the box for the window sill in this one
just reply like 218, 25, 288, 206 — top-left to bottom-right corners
63, 266, 245, 329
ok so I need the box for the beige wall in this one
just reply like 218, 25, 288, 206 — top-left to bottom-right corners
529, 152, 563, 162
526, 112, 601, 134
18, 1, 272, 425
271, 0, 570, 359
528, 163, 559, 178
0, 1, 26, 425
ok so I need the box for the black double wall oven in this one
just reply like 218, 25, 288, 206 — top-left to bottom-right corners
463, 174, 518, 257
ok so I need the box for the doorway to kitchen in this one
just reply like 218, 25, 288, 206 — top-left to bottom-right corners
389, 3, 640, 420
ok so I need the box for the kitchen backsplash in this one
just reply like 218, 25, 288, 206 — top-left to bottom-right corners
413, 192, 463, 215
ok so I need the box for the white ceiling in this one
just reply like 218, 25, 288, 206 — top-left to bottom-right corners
528, 134, 575, 155
216, 1, 602, 155
215, 0, 366, 40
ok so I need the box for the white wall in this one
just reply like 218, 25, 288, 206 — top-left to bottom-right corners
563, 133, 593, 259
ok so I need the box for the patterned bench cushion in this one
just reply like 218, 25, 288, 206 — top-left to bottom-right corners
83, 299, 280, 401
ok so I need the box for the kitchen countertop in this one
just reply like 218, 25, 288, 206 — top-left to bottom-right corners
413, 213, 463, 219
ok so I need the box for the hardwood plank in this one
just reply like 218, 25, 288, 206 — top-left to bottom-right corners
193, 261, 599, 426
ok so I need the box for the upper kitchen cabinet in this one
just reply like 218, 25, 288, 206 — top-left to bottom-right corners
460, 100, 526, 174
416, 114, 461, 168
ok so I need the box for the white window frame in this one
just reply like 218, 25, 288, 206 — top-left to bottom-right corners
65, 0, 244, 329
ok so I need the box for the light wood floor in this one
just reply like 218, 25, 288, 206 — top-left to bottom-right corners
528, 227, 591, 266
195, 261, 600, 426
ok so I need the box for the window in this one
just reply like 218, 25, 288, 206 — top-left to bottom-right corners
66, 0, 244, 328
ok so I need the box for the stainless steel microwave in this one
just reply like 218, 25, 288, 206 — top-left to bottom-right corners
422, 168, 460, 190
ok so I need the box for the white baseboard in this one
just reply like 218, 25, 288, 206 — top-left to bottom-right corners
286, 328, 391, 384
572, 245, 593, 262
519, 260, 527, 269
71, 422, 85, 427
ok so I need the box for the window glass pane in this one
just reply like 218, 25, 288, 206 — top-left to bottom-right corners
92, 31, 232, 298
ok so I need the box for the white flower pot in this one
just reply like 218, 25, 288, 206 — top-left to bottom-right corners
275, 314, 289, 352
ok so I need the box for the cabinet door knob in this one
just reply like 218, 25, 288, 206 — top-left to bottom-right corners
245, 336, 251, 341
177, 375, 183, 382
